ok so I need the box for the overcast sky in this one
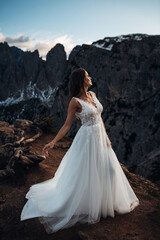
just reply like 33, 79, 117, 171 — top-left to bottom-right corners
0, 0, 160, 58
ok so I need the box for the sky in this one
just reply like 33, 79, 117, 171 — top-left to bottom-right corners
0, 0, 160, 58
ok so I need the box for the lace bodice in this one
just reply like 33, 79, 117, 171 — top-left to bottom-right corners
72, 91, 103, 126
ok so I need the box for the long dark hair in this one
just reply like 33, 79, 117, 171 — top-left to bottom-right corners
68, 68, 86, 102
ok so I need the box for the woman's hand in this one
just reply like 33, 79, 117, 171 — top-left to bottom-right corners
42, 141, 55, 157
41, 98, 78, 157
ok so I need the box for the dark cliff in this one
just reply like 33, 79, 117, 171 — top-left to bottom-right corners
0, 34, 160, 181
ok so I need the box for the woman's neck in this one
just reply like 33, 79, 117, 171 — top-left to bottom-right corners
79, 86, 89, 97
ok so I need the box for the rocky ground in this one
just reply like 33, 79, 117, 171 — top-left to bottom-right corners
0, 132, 160, 240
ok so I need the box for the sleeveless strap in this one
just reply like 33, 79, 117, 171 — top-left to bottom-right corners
72, 91, 93, 102
72, 92, 95, 107
72, 97, 83, 108
89, 90, 94, 99
72, 96, 83, 104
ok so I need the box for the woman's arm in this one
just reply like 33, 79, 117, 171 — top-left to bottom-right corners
42, 98, 78, 156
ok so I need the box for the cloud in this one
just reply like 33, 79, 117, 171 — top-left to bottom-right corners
0, 33, 33, 49
53, 35, 75, 54
6, 35, 30, 43
0, 32, 5, 42
33, 34, 75, 58
0, 32, 76, 59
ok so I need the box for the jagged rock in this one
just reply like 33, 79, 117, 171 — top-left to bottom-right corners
20, 50, 39, 80
46, 43, 67, 88
0, 41, 11, 66
0, 42, 60, 104
0, 34, 160, 182
0, 98, 50, 124
51, 34, 160, 182
136, 149, 160, 182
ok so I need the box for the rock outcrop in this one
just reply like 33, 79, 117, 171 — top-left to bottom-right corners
46, 43, 67, 88
0, 42, 67, 105
0, 34, 160, 182
50, 34, 160, 182
0, 119, 47, 177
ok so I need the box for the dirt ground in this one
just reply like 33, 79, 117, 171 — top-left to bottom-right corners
0, 132, 160, 240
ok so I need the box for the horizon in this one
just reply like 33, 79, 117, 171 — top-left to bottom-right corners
2, 32, 158, 61
0, 0, 160, 58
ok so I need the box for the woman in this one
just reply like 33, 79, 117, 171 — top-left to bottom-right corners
20, 68, 139, 233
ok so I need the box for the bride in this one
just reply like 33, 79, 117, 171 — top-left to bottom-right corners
20, 68, 139, 233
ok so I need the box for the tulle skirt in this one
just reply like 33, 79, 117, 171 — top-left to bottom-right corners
20, 120, 139, 233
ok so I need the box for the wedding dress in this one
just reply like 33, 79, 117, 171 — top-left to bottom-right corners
20, 90, 139, 233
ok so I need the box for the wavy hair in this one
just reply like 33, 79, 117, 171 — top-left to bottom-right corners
68, 68, 86, 103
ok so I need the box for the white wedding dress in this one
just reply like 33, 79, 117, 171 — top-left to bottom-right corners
20, 91, 139, 233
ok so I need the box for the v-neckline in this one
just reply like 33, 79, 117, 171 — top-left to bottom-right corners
76, 91, 97, 109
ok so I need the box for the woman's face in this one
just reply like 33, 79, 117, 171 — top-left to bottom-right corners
84, 71, 92, 87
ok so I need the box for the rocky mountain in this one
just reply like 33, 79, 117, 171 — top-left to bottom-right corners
0, 42, 66, 106
0, 33, 160, 182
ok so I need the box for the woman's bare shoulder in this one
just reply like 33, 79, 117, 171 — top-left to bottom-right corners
69, 98, 80, 107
